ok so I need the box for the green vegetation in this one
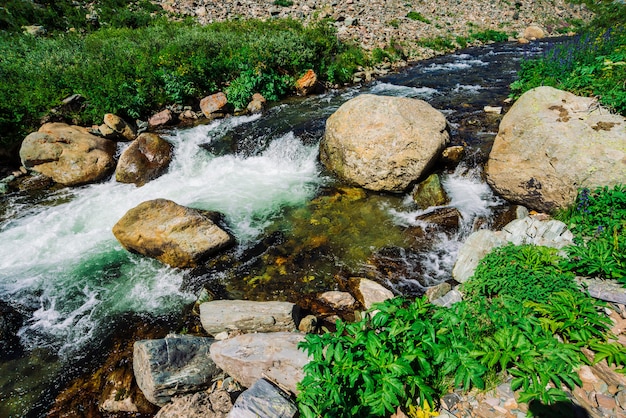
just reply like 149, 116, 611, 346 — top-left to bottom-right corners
468, 29, 509, 43
510, 27, 626, 116
558, 185, 626, 282
406, 11, 431, 24
0, 18, 365, 148
416, 36, 456, 52
298, 185, 626, 417
273, 0, 294, 7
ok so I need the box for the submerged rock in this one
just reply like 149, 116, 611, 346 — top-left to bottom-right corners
115, 132, 173, 186
112, 199, 234, 268
486, 86, 626, 212
199, 300, 300, 336
19, 122, 116, 186
133, 334, 220, 406
412, 173, 448, 209
320, 94, 449, 193
228, 378, 297, 418
210, 332, 309, 394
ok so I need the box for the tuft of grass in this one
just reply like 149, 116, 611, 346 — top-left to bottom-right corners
406, 11, 431, 24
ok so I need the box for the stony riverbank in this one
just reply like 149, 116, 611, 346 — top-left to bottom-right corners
157, 0, 592, 59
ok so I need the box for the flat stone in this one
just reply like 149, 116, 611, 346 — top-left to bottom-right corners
350, 277, 395, 309
199, 300, 299, 335
227, 378, 297, 418
319, 291, 356, 309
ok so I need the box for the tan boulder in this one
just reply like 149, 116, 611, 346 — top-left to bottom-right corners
486, 86, 626, 212
19, 122, 116, 186
148, 109, 175, 128
246, 93, 266, 114
103, 114, 136, 141
320, 94, 449, 192
523, 25, 545, 40
200, 92, 228, 118
112, 199, 234, 268
115, 133, 173, 186
295, 69, 318, 96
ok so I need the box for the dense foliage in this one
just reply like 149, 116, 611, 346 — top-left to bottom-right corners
558, 185, 626, 282
510, 27, 626, 116
0, 18, 364, 148
298, 185, 626, 417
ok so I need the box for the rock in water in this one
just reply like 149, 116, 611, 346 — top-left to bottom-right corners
112, 199, 234, 268
133, 334, 220, 406
209, 332, 309, 394
486, 86, 626, 212
103, 113, 136, 141
227, 378, 297, 418
199, 300, 300, 336
19, 122, 116, 186
115, 133, 173, 186
320, 94, 449, 192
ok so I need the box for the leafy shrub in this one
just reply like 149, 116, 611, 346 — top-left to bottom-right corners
406, 11, 431, 24
462, 244, 579, 303
566, 0, 626, 29
469, 29, 509, 43
558, 185, 626, 281
273, 0, 294, 6
416, 37, 455, 52
510, 27, 626, 116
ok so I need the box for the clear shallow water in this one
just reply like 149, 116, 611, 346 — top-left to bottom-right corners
0, 38, 563, 416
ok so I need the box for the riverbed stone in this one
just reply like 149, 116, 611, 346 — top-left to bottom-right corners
349, 277, 395, 309
295, 69, 318, 96
246, 93, 266, 114
318, 291, 356, 310
452, 229, 507, 283
227, 378, 298, 418
320, 94, 449, 193
200, 92, 229, 118
209, 332, 309, 394
133, 334, 220, 406
154, 390, 232, 418
486, 86, 626, 212
103, 113, 136, 141
148, 109, 175, 128
0, 300, 24, 356
412, 173, 448, 209
115, 133, 173, 186
19, 122, 117, 186
199, 300, 299, 336
112, 199, 234, 268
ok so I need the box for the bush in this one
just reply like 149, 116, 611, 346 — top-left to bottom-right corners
0, 18, 360, 149
406, 11, 430, 24
469, 29, 509, 43
510, 27, 626, 116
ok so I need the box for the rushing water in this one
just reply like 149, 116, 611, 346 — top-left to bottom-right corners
0, 39, 559, 416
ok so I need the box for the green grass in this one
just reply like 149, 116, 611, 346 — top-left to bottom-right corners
0, 18, 366, 149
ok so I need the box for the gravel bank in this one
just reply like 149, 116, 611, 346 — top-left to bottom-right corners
157, 0, 592, 59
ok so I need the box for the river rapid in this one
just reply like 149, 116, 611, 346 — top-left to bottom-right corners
0, 38, 562, 416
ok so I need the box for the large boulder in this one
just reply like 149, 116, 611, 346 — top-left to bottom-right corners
115, 133, 173, 186
112, 199, 234, 268
19, 122, 116, 186
199, 300, 300, 336
133, 334, 220, 406
320, 94, 449, 192
486, 87, 626, 212
209, 332, 309, 394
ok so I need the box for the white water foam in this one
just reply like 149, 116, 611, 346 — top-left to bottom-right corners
0, 115, 324, 355
369, 82, 439, 99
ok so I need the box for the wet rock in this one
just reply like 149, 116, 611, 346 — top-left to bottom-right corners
0, 301, 24, 357
15, 172, 54, 192
320, 94, 449, 193
412, 173, 448, 209
415, 207, 462, 230
115, 133, 173, 186
227, 378, 297, 418
440, 145, 465, 166
298, 315, 318, 333
113, 199, 234, 268
209, 332, 309, 394
319, 291, 356, 310
246, 93, 266, 114
349, 277, 395, 309
201, 92, 229, 118
295, 69, 319, 96
148, 109, 175, 128
19, 122, 116, 186
103, 113, 136, 141
155, 390, 233, 418
199, 300, 300, 336
486, 86, 626, 212
133, 334, 220, 406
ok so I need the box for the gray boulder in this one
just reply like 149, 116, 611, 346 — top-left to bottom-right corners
112, 199, 234, 268
227, 378, 297, 418
199, 300, 299, 336
133, 334, 220, 406
19, 123, 116, 186
486, 86, 626, 212
210, 332, 309, 394
320, 94, 449, 192
115, 133, 173, 186
349, 277, 395, 309
452, 229, 507, 284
